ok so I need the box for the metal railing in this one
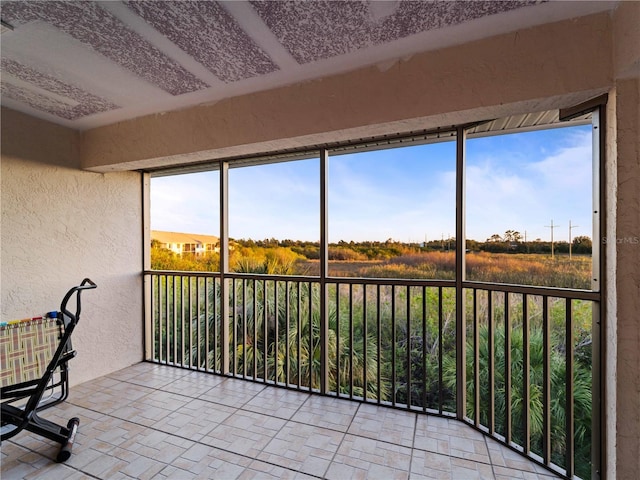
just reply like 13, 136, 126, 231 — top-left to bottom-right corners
145, 270, 599, 479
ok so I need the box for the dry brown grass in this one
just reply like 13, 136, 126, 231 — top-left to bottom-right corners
298, 252, 592, 289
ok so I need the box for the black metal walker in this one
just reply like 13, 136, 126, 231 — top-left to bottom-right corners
1, 278, 96, 462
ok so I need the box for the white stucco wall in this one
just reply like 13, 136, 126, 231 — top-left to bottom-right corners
1, 110, 143, 385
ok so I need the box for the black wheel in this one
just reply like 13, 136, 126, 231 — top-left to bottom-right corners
56, 417, 79, 463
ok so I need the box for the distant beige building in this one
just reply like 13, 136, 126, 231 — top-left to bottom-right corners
151, 231, 219, 256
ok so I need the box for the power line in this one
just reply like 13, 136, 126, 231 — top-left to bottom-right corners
569, 220, 579, 259
545, 220, 560, 259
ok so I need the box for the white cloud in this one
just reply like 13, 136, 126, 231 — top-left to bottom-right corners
465, 129, 593, 241
149, 127, 594, 243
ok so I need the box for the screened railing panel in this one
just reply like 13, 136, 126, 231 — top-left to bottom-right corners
147, 271, 597, 479
462, 286, 595, 479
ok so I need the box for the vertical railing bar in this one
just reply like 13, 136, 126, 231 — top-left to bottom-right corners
336, 283, 341, 396
422, 286, 427, 413
505, 292, 512, 444
154, 274, 158, 363
161, 274, 166, 363
188, 277, 192, 367
210, 278, 215, 372
180, 275, 186, 367
488, 290, 495, 435
157, 275, 162, 363
165, 275, 172, 363
150, 275, 155, 361
565, 298, 575, 478
160, 274, 165, 363
274, 281, 279, 384
197, 277, 202, 369
297, 281, 301, 389
194, 277, 206, 370
543, 295, 551, 465
391, 284, 397, 407
523, 294, 531, 454
264, 280, 269, 383
159, 275, 164, 363
185, 277, 190, 367
176, 275, 181, 365
473, 288, 479, 426
349, 283, 354, 399
213, 278, 219, 373
176, 275, 181, 366
232, 279, 237, 376
363, 284, 368, 402
406, 285, 412, 409
438, 286, 444, 414
174, 275, 178, 366
158, 274, 163, 363
592, 300, 602, 480
253, 278, 258, 380
242, 279, 247, 378
205, 277, 210, 372
308, 281, 313, 392
167, 275, 178, 364
285, 281, 291, 386
377, 284, 381, 405
185, 277, 196, 368
174, 276, 179, 365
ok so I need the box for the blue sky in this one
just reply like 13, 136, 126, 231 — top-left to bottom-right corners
151, 124, 593, 243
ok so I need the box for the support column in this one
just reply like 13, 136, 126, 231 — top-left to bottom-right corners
455, 126, 467, 418
220, 161, 230, 374
614, 76, 640, 480
319, 149, 330, 393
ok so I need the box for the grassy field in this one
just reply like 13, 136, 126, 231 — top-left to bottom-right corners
300, 251, 592, 289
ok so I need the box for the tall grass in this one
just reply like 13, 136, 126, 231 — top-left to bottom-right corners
346, 251, 591, 289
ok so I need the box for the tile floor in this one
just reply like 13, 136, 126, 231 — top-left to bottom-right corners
1, 362, 562, 479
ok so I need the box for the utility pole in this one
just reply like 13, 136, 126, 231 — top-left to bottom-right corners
569, 220, 579, 259
545, 220, 560, 259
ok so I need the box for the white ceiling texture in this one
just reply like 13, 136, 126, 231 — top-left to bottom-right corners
0, 1, 616, 131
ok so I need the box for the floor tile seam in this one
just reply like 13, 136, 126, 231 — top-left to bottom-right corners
273, 414, 420, 453
319, 426, 348, 479
4, 439, 108, 480
54, 404, 249, 475
343, 407, 418, 452
67, 391, 537, 476
63, 396, 317, 479
409, 441, 498, 469
253, 383, 354, 479
238, 389, 306, 468
97, 376, 178, 398
69, 383, 196, 418
122, 374, 238, 412
484, 434, 499, 479
193, 378, 268, 406
157, 419, 326, 480
408, 412, 419, 478
62, 400, 205, 457
235, 388, 311, 422
67, 400, 527, 480
481, 438, 565, 478
104, 364, 193, 384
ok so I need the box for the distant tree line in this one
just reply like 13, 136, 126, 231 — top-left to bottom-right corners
234, 233, 593, 258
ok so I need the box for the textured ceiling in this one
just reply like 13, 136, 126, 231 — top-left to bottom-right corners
0, 1, 615, 131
